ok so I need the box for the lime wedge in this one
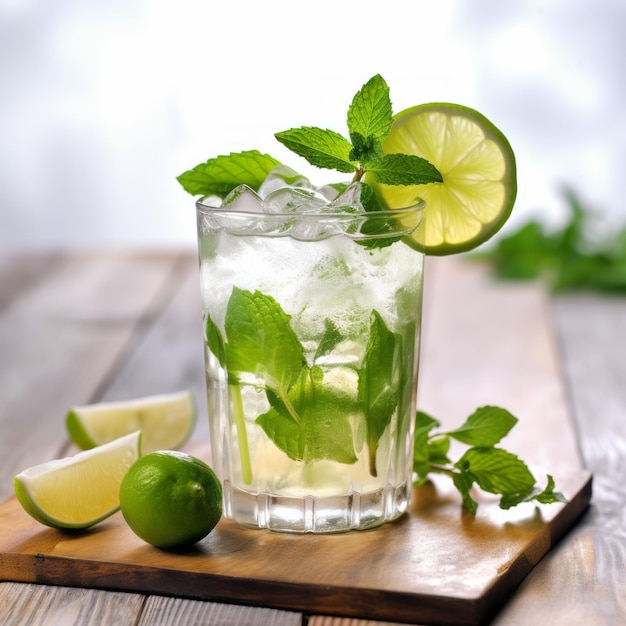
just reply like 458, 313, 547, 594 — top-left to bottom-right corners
14, 431, 142, 529
367, 103, 517, 255
66, 390, 196, 454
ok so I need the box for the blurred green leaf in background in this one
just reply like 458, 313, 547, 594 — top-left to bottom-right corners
474, 188, 626, 293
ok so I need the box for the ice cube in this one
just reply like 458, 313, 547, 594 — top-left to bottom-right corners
221, 184, 264, 213
258, 165, 312, 198
316, 182, 348, 202
328, 182, 367, 213
262, 186, 330, 214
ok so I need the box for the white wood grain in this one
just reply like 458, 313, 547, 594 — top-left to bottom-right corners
138, 595, 302, 626
0, 582, 144, 626
553, 292, 626, 618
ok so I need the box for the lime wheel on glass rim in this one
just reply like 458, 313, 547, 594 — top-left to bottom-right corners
367, 103, 517, 256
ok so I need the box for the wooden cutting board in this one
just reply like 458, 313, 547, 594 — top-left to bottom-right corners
0, 460, 591, 626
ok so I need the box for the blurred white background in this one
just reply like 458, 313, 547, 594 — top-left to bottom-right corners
1, 0, 624, 250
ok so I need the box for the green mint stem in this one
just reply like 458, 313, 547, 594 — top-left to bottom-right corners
368, 438, 378, 477
352, 167, 365, 183
230, 383, 253, 484
278, 389, 302, 425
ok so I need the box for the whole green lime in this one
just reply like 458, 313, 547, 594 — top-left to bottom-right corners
119, 450, 222, 548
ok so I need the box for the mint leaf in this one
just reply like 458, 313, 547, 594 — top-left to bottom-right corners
448, 406, 518, 447
533, 475, 568, 505
177, 150, 280, 197
358, 310, 401, 476
413, 412, 440, 483
366, 153, 443, 186
348, 132, 384, 165
416, 410, 440, 433
347, 74, 394, 143
356, 183, 405, 250
456, 447, 536, 497
224, 287, 305, 393
205, 314, 226, 367
274, 127, 355, 173
314, 318, 344, 362
452, 469, 478, 515
256, 366, 358, 464
499, 474, 567, 509
427, 436, 451, 466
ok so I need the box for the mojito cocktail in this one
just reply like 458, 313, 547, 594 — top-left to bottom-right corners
181, 73, 519, 532
197, 178, 424, 532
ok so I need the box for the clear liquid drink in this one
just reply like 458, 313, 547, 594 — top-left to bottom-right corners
197, 195, 425, 532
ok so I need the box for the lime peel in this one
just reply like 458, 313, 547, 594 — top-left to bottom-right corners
66, 390, 196, 453
14, 431, 142, 529
119, 450, 222, 548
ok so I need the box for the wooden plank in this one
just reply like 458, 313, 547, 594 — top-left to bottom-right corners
0, 252, 65, 314
0, 581, 145, 625
0, 251, 178, 626
551, 293, 626, 619
138, 595, 302, 626
93, 254, 209, 445
418, 257, 582, 472
0, 251, 182, 501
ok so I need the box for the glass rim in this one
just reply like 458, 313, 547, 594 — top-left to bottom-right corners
195, 195, 426, 219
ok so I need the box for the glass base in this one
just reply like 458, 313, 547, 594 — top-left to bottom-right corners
222, 480, 411, 533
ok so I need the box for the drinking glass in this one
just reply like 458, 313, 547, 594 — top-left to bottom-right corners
196, 198, 425, 532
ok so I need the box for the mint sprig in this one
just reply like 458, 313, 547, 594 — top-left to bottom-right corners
275, 74, 442, 188
177, 74, 442, 201
414, 406, 567, 514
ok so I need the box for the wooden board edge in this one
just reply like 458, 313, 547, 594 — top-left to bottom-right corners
477, 470, 593, 624
0, 551, 482, 626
